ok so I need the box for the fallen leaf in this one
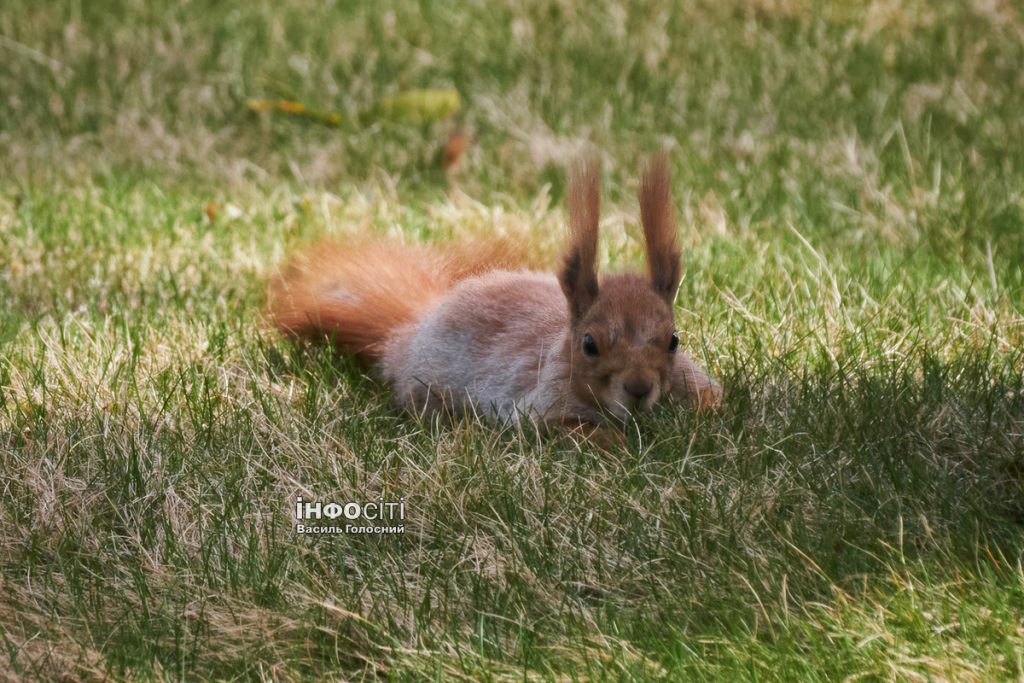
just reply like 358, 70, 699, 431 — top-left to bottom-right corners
246, 98, 342, 126
442, 128, 468, 172
368, 89, 460, 124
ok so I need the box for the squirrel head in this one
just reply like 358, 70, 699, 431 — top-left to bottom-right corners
558, 155, 683, 420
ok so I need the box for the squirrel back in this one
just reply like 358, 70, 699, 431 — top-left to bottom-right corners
268, 237, 526, 364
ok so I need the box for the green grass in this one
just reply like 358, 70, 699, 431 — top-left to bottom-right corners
2, 0, 1024, 680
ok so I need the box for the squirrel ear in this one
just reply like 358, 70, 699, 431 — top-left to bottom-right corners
559, 157, 601, 321
639, 154, 682, 306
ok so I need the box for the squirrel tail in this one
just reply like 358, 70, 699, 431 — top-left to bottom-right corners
267, 236, 525, 365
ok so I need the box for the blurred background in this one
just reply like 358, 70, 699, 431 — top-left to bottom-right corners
4, 0, 1022, 204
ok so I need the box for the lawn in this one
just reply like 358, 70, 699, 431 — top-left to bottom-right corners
2, 0, 1023, 680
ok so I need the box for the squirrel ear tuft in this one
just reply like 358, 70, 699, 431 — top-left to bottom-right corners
638, 154, 682, 305
559, 156, 601, 321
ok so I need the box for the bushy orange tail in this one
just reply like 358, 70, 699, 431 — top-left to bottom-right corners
268, 237, 526, 364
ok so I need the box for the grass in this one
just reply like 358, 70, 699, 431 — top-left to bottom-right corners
1, 0, 1024, 679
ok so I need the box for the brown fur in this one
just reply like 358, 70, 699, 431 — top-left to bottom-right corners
638, 154, 683, 304
559, 157, 601, 321
565, 273, 678, 415
267, 236, 526, 363
556, 157, 695, 419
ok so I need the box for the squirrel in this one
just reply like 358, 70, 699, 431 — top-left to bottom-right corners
268, 156, 722, 432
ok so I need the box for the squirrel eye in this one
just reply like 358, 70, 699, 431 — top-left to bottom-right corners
582, 333, 599, 357
668, 331, 679, 352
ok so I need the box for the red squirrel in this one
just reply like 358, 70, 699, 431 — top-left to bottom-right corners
269, 156, 721, 430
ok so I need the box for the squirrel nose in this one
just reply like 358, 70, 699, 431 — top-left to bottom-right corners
623, 376, 653, 401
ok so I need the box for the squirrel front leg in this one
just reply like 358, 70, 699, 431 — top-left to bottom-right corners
669, 353, 723, 412
545, 415, 626, 451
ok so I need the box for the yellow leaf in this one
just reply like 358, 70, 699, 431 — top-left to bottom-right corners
247, 98, 341, 126
370, 89, 460, 124
246, 98, 274, 112
276, 100, 306, 114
